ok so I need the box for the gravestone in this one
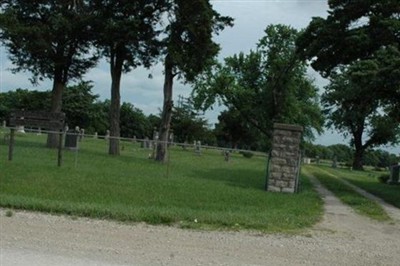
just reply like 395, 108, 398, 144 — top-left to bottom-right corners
2, 120, 6, 128
79, 128, 85, 141
65, 128, 79, 150
105, 130, 110, 140
16, 126, 26, 133
195, 141, 202, 155
153, 128, 159, 142
145, 137, 150, 149
94, 132, 98, 139
332, 155, 337, 168
388, 165, 400, 184
224, 150, 230, 162
168, 131, 174, 146
151, 129, 159, 159
266, 123, 303, 193
37, 128, 42, 135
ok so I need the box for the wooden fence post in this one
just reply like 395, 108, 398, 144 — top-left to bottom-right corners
58, 130, 63, 167
8, 128, 15, 161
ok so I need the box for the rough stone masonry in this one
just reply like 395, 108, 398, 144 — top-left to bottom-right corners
267, 123, 303, 193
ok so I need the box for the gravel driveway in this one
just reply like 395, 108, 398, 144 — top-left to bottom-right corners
1, 174, 400, 266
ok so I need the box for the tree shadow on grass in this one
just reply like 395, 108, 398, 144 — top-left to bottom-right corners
187, 167, 266, 191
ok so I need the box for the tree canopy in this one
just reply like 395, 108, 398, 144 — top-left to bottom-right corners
0, 0, 98, 147
297, 0, 400, 77
193, 24, 323, 149
298, 0, 400, 169
214, 108, 265, 150
0, 1, 97, 85
323, 61, 400, 169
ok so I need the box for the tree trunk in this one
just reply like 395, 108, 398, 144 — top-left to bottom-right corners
352, 131, 364, 170
47, 73, 65, 148
108, 49, 123, 156
155, 55, 174, 163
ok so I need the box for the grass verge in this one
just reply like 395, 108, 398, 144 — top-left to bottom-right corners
325, 167, 400, 209
304, 165, 391, 221
0, 131, 323, 233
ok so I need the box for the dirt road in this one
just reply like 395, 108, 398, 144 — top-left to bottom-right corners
1, 174, 400, 265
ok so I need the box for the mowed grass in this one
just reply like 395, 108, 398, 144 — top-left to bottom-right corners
322, 167, 400, 209
0, 131, 323, 233
304, 165, 391, 221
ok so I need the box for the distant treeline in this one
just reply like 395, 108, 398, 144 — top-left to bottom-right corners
0, 84, 220, 147
303, 143, 398, 168
1, 84, 398, 165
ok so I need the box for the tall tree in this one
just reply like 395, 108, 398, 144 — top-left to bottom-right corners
296, 0, 400, 110
214, 109, 263, 150
322, 61, 400, 170
0, 0, 98, 147
0, 89, 50, 122
120, 102, 150, 139
297, 1, 400, 168
193, 24, 324, 148
155, 0, 233, 162
296, 0, 400, 77
62, 82, 99, 130
170, 104, 210, 144
90, 0, 167, 155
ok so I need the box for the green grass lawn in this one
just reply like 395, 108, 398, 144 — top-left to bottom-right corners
321, 166, 400, 209
0, 131, 323, 233
304, 165, 391, 221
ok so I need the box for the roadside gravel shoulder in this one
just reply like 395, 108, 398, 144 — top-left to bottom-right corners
1, 173, 400, 265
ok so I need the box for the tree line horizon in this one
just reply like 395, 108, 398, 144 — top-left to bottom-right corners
1, 86, 399, 169
1, 1, 399, 170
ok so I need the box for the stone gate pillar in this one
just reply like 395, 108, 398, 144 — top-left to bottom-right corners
267, 123, 303, 193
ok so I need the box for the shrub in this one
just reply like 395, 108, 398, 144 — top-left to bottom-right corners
377, 174, 390, 184
239, 151, 254, 158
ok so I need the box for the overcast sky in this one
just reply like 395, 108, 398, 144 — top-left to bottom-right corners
0, 0, 398, 153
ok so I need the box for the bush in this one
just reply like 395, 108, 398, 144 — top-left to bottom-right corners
377, 174, 390, 184
239, 151, 254, 158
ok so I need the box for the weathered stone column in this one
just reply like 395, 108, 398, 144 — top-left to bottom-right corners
267, 123, 303, 193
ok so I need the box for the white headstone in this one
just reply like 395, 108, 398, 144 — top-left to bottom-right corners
195, 141, 201, 155
2, 120, 6, 128
94, 132, 98, 139
16, 126, 25, 133
79, 128, 85, 141
105, 130, 110, 140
